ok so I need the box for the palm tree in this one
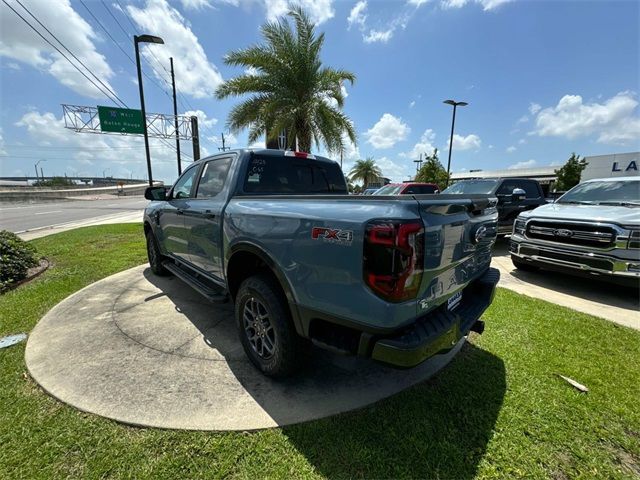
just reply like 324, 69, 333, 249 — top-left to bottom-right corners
349, 157, 382, 189
215, 7, 357, 154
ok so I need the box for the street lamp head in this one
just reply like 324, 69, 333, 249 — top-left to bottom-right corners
444, 99, 468, 107
135, 34, 164, 45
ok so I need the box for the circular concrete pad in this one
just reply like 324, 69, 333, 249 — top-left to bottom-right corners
26, 265, 464, 431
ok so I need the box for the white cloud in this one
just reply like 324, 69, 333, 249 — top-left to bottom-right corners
364, 29, 394, 43
244, 66, 259, 76
529, 102, 541, 115
261, 0, 334, 24
347, 0, 419, 43
365, 113, 411, 149
182, 110, 218, 130
488, 144, 494, 149
518, 138, 526, 145
180, 0, 213, 8
516, 115, 528, 124
347, 1, 367, 30
508, 159, 537, 170
532, 91, 640, 144
448, 133, 481, 151
0, 129, 6, 156
506, 146, 516, 153
127, 0, 223, 99
0, 0, 116, 99
376, 156, 411, 182
403, 129, 436, 159
409, 100, 416, 108
441, 0, 512, 10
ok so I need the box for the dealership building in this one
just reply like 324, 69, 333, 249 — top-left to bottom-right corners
450, 151, 639, 194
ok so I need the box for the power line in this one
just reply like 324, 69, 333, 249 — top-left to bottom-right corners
100, 0, 173, 99
1, 0, 123, 107
13, 0, 127, 108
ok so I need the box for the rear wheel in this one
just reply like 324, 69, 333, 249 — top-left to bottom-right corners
511, 255, 540, 272
235, 274, 303, 377
146, 230, 169, 276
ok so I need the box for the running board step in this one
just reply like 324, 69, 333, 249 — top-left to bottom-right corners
162, 261, 228, 303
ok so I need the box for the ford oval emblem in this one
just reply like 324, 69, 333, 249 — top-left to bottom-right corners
474, 225, 488, 243
554, 228, 574, 237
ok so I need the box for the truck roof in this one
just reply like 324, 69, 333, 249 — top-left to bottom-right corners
582, 176, 639, 183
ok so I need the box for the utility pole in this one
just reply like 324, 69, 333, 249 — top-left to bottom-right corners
191, 116, 200, 161
170, 57, 182, 175
413, 153, 423, 174
218, 132, 230, 152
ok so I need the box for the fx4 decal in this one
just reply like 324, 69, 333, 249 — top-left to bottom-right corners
311, 227, 353, 245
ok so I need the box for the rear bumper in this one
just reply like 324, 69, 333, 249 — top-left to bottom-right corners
371, 268, 500, 368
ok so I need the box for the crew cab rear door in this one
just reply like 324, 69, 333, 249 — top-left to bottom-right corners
181, 156, 233, 281
414, 195, 497, 311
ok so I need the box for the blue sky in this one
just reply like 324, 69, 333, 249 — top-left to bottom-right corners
1, 0, 639, 183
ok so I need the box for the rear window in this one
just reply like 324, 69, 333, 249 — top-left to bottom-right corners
243, 155, 347, 194
443, 179, 499, 194
404, 185, 439, 194
373, 185, 403, 195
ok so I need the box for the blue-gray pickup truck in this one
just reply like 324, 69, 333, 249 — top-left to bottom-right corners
143, 149, 500, 377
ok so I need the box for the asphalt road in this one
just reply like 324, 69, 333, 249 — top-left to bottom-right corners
0, 196, 148, 234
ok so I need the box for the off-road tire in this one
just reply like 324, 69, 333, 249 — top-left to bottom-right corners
146, 230, 169, 276
235, 274, 303, 377
511, 255, 540, 272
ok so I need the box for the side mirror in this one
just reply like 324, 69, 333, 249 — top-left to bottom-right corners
145, 186, 167, 201
511, 188, 526, 203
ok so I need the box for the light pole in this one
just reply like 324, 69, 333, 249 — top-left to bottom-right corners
443, 99, 468, 187
34, 159, 46, 183
103, 168, 110, 178
134, 34, 165, 187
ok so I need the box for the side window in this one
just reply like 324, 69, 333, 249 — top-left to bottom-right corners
497, 181, 518, 195
196, 158, 232, 198
404, 186, 417, 194
521, 181, 540, 198
172, 165, 199, 199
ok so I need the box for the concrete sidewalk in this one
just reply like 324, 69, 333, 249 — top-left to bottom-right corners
25, 265, 464, 431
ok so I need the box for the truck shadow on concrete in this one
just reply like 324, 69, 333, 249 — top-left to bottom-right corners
142, 268, 506, 477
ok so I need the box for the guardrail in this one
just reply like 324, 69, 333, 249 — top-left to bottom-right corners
0, 182, 162, 202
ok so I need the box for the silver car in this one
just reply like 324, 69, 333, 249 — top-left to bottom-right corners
509, 176, 640, 286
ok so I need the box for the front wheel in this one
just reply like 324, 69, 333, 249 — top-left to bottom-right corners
235, 274, 303, 377
511, 255, 540, 272
146, 230, 169, 276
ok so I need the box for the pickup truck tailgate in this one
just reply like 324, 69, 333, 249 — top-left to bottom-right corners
414, 194, 498, 314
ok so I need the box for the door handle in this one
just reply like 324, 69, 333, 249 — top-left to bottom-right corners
204, 210, 216, 219
176, 209, 184, 215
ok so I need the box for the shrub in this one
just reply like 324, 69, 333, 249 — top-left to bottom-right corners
0, 230, 39, 290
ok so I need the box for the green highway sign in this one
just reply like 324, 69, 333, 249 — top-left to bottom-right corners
97, 106, 144, 134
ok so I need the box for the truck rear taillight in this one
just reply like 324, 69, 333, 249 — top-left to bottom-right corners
363, 220, 424, 302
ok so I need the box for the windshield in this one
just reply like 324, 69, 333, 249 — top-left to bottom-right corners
557, 180, 640, 205
442, 180, 499, 195
243, 155, 347, 194
373, 185, 403, 195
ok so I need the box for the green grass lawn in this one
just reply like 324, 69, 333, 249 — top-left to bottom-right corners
1, 224, 639, 479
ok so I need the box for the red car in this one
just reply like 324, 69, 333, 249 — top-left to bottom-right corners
373, 182, 440, 195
